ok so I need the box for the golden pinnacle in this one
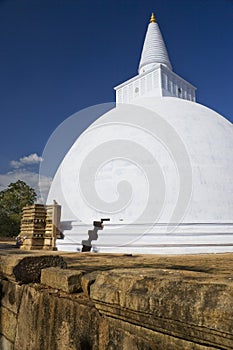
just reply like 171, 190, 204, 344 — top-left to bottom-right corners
150, 12, 156, 23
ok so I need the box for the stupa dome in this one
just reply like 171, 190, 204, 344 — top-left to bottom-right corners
46, 14, 233, 254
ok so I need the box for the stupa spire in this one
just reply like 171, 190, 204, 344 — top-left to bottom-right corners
138, 13, 172, 74
114, 12, 196, 104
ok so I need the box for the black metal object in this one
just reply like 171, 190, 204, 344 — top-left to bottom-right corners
81, 218, 110, 252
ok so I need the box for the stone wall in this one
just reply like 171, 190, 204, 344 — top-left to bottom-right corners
1, 251, 233, 349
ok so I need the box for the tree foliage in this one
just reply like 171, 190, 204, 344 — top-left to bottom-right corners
0, 180, 37, 237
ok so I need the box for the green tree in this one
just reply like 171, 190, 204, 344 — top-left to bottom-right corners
0, 180, 37, 237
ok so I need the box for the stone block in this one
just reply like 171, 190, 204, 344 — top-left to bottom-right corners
41, 267, 84, 293
1, 279, 24, 313
20, 238, 44, 250
0, 253, 67, 283
98, 316, 213, 350
0, 307, 17, 342
14, 284, 100, 349
81, 271, 99, 296
0, 335, 14, 350
91, 267, 233, 349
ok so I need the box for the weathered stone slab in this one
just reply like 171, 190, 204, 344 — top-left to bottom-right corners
91, 268, 233, 349
99, 316, 215, 350
0, 307, 17, 343
0, 335, 14, 350
81, 271, 99, 296
0, 253, 67, 283
41, 267, 84, 293
0, 279, 24, 313
13, 284, 100, 350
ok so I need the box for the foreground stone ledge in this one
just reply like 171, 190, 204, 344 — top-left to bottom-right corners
41, 267, 84, 293
1, 248, 233, 349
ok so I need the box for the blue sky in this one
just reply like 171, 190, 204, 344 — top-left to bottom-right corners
0, 0, 232, 198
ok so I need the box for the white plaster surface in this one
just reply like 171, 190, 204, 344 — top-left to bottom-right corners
47, 98, 233, 253
115, 65, 196, 103
138, 21, 172, 74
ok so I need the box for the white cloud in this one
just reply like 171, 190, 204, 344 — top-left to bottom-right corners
0, 153, 53, 203
10, 153, 43, 169
0, 170, 52, 204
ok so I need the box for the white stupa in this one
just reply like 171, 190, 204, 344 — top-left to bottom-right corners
47, 13, 233, 254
